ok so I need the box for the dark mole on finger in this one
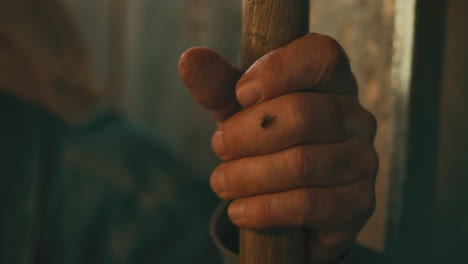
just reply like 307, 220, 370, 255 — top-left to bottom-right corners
261, 112, 276, 128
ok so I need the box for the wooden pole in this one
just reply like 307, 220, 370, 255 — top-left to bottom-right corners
239, 0, 309, 263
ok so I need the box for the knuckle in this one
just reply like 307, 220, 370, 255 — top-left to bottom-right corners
284, 94, 345, 142
355, 150, 378, 218
289, 147, 312, 184
360, 107, 378, 139
364, 196, 376, 218
322, 95, 343, 117
301, 189, 319, 224
359, 189, 376, 218
284, 95, 310, 133
321, 96, 348, 139
329, 147, 354, 178
361, 145, 379, 178
255, 198, 274, 223
316, 35, 347, 70
348, 106, 378, 142
369, 147, 379, 176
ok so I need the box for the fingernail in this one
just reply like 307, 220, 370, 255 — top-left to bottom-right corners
212, 131, 226, 157
228, 201, 245, 221
211, 169, 226, 194
237, 84, 261, 107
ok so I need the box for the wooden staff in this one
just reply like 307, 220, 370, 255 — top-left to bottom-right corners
239, 0, 310, 263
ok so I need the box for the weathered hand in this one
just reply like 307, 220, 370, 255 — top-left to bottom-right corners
179, 33, 378, 263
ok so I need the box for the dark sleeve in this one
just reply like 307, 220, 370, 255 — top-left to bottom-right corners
210, 201, 239, 264
0, 91, 65, 264
39, 111, 223, 264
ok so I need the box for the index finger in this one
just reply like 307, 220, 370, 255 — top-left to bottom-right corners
236, 33, 357, 108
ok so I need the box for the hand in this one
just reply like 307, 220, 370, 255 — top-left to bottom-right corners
178, 33, 378, 264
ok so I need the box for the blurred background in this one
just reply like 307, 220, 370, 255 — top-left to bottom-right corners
62, 0, 395, 252
1, 0, 467, 262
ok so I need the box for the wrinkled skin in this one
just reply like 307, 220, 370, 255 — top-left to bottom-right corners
178, 33, 378, 263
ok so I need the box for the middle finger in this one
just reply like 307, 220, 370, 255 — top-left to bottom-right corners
211, 139, 367, 200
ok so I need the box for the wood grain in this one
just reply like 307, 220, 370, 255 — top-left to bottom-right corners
241, 0, 309, 69
239, 0, 309, 263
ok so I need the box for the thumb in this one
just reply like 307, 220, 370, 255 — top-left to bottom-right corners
178, 47, 241, 122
